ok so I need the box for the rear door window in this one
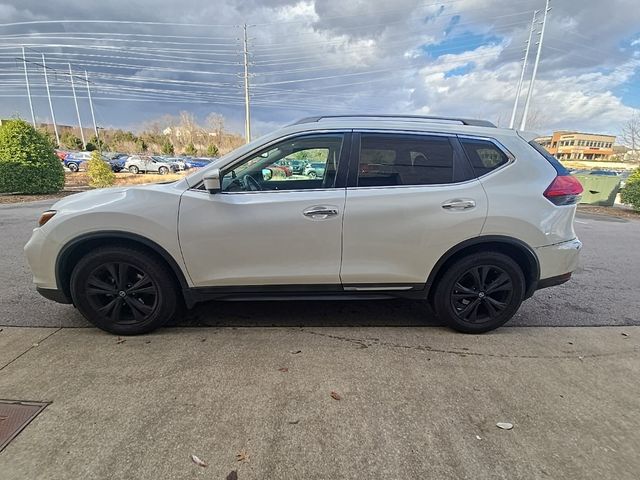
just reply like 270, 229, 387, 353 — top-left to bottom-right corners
460, 139, 510, 177
357, 134, 457, 187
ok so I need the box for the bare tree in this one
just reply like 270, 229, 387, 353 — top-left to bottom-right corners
621, 112, 640, 153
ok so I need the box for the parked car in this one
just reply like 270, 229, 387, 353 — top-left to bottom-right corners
26, 114, 583, 336
63, 152, 93, 172
287, 159, 308, 174
164, 157, 189, 171
184, 158, 212, 169
589, 170, 618, 176
124, 155, 178, 174
55, 149, 68, 161
304, 162, 326, 178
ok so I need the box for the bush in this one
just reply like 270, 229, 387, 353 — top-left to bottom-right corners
206, 144, 219, 157
161, 138, 175, 155
184, 143, 197, 156
620, 169, 640, 211
87, 151, 115, 188
60, 131, 83, 150
0, 119, 65, 194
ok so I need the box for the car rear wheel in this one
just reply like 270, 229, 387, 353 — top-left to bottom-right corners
70, 246, 177, 335
307, 171, 317, 178
433, 252, 525, 333
128, 165, 139, 174
68, 162, 79, 172
158, 166, 169, 175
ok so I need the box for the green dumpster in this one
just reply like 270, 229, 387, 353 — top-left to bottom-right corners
573, 174, 621, 206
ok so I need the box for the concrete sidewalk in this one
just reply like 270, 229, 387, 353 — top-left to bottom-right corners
1, 326, 639, 480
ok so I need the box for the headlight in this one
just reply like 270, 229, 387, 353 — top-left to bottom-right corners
38, 210, 57, 227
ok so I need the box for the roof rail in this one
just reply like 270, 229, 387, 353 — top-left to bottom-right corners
290, 114, 496, 128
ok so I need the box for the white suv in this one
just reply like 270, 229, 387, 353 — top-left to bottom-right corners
25, 115, 583, 335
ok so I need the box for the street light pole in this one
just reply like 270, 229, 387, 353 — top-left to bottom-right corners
520, 0, 551, 131
21, 46, 36, 127
242, 23, 251, 143
68, 63, 86, 149
509, 10, 538, 129
85, 70, 99, 143
41, 54, 60, 146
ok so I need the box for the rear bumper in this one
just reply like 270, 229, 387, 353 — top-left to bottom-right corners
535, 237, 582, 286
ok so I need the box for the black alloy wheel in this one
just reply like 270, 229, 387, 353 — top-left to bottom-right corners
85, 262, 159, 325
433, 252, 525, 333
450, 265, 513, 324
70, 246, 177, 335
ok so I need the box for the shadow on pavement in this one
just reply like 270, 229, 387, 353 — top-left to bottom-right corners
177, 299, 443, 328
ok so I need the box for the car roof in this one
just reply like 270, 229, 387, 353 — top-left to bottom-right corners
280, 115, 523, 139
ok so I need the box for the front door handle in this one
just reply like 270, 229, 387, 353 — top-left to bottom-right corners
303, 205, 339, 220
442, 199, 476, 210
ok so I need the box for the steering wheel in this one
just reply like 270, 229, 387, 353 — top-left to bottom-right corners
242, 174, 262, 191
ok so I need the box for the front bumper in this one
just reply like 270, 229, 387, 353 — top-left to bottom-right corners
37, 287, 72, 304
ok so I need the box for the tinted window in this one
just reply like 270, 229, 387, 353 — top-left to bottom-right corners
460, 139, 509, 177
357, 134, 455, 187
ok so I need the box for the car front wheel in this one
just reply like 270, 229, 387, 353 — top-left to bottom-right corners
70, 246, 177, 335
433, 252, 525, 333
158, 166, 169, 175
128, 165, 139, 174
68, 162, 79, 172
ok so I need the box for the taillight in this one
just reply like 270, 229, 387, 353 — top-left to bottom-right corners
543, 175, 583, 206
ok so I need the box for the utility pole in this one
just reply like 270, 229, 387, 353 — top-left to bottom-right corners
242, 23, 251, 143
41, 53, 60, 146
85, 70, 99, 144
21, 47, 36, 127
509, 10, 538, 129
520, 0, 551, 131
68, 63, 86, 149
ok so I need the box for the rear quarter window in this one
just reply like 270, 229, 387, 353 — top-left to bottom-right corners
460, 139, 510, 177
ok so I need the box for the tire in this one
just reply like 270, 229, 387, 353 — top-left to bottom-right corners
128, 165, 139, 174
307, 171, 317, 178
70, 246, 177, 335
68, 162, 79, 172
433, 252, 525, 334
158, 166, 169, 175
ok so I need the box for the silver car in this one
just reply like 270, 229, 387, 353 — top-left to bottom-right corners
124, 155, 178, 175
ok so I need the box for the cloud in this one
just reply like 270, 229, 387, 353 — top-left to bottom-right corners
0, 0, 638, 137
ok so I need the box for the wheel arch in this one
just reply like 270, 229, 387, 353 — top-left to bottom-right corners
426, 235, 540, 301
56, 231, 190, 304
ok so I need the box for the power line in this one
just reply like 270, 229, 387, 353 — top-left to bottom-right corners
510, 10, 538, 129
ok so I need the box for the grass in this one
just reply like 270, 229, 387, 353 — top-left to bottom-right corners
562, 160, 639, 171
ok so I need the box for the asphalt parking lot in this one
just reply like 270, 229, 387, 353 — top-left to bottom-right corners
0, 200, 638, 329
1, 199, 640, 480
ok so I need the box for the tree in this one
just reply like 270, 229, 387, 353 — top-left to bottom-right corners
206, 144, 219, 157
60, 131, 83, 150
161, 137, 175, 155
87, 151, 115, 188
0, 119, 65, 194
184, 142, 197, 156
621, 113, 640, 160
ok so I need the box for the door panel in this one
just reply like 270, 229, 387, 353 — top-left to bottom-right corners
340, 132, 488, 285
341, 183, 487, 284
179, 189, 346, 286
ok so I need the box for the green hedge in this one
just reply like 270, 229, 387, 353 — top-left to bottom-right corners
0, 119, 65, 194
620, 169, 640, 211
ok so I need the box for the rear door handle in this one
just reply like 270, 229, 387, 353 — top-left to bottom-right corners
303, 205, 339, 220
442, 199, 476, 210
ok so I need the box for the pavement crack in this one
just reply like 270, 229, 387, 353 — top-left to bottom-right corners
299, 329, 637, 360
0, 327, 62, 372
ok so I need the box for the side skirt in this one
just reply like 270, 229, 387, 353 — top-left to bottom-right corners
183, 284, 427, 307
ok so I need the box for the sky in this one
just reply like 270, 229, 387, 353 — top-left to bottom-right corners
0, 0, 639, 140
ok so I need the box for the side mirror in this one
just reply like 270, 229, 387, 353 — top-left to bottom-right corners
203, 168, 222, 194
262, 168, 273, 181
